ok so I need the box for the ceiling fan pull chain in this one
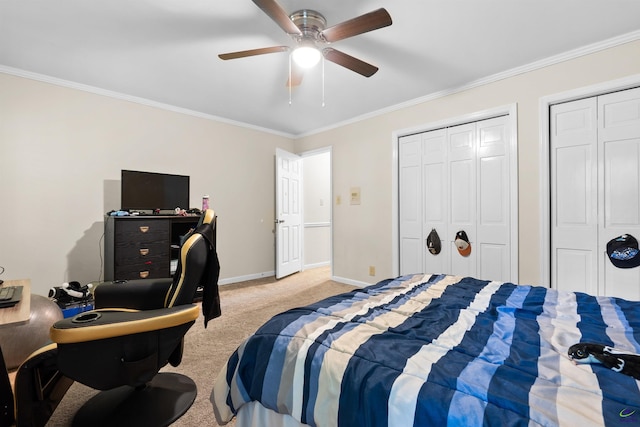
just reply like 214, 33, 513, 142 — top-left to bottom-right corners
288, 54, 293, 105
322, 55, 325, 107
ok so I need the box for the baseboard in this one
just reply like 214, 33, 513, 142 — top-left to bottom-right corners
218, 271, 275, 286
219, 263, 331, 286
219, 267, 370, 288
331, 276, 371, 288
303, 261, 330, 269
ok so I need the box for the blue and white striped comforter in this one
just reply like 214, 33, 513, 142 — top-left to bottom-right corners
211, 274, 640, 426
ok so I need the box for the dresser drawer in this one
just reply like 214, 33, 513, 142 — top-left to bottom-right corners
114, 242, 168, 265
114, 260, 170, 280
114, 242, 171, 266
115, 219, 170, 243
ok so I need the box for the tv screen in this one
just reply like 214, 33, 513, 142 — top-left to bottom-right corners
121, 170, 190, 211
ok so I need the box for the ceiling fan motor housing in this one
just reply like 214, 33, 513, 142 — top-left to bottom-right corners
290, 10, 326, 43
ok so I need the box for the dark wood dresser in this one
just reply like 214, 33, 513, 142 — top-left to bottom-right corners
104, 215, 201, 281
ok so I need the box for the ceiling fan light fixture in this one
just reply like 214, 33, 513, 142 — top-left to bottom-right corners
292, 45, 321, 68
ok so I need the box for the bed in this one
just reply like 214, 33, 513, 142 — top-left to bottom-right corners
210, 273, 640, 426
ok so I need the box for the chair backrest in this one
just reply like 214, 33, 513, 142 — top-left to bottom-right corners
164, 210, 217, 308
201, 208, 216, 226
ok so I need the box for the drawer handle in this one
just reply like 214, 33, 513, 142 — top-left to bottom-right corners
139, 271, 149, 279
139, 226, 150, 233
139, 248, 149, 256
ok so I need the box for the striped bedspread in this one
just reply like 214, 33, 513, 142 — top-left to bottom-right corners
211, 274, 640, 426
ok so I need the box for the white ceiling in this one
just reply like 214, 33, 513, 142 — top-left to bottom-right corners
1, 0, 639, 137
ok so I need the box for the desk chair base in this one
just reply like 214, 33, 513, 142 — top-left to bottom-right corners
72, 372, 196, 427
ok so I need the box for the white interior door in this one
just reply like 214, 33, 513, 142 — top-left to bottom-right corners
399, 134, 423, 274
399, 114, 514, 282
551, 87, 640, 298
423, 129, 448, 275
476, 117, 512, 281
551, 98, 598, 294
598, 87, 640, 299
448, 122, 477, 277
275, 148, 303, 279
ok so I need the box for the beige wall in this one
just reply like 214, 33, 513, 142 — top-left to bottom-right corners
2, 39, 640, 296
0, 73, 293, 296
295, 39, 640, 286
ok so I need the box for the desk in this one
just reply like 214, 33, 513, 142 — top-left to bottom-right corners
0, 279, 31, 327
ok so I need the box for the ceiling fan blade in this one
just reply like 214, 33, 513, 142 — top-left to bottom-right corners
218, 46, 289, 60
320, 8, 392, 43
286, 62, 305, 87
323, 48, 379, 77
252, 0, 302, 36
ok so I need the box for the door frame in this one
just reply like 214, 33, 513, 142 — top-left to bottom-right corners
391, 103, 519, 280
299, 146, 333, 278
539, 73, 640, 288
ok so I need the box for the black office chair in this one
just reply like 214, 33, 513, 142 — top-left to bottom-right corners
47, 209, 220, 426
0, 288, 70, 426
2, 328, 76, 427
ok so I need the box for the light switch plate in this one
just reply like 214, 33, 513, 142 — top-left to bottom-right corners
350, 187, 361, 205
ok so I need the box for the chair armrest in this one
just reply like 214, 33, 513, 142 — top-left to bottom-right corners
13, 343, 74, 427
50, 305, 199, 344
94, 278, 174, 310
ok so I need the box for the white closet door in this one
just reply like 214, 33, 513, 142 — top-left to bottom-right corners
551, 87, 640, 298
399, 115, 513, 280
550, 98, 599, 294
399, 134, 423, 274
448, 122, 477, 277
477, 117, 511, 281
422, 129, 448, 275
598, 87, 640, 299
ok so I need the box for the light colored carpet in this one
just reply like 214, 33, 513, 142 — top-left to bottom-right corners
47, 266, 355, 426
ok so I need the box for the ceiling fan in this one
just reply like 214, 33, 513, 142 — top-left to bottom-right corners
218, 0, 392, 87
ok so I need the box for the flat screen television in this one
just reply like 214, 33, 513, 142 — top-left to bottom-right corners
121, 170, 190, 211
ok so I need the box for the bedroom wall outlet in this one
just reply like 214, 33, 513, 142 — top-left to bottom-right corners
369, 266, 375, 276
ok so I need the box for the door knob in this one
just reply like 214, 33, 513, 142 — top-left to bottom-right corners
275, 219, 284, 224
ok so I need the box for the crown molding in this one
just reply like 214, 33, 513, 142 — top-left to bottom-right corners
0, 65, 296, 139
297, 29, 640, 138
2, 29, 639, 140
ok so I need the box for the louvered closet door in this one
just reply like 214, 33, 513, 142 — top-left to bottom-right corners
399, 115, 512, 281
551, 87, 640, 298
